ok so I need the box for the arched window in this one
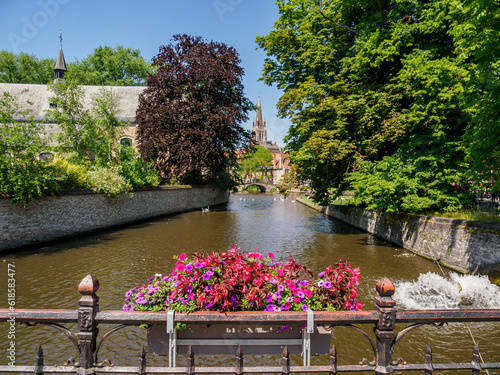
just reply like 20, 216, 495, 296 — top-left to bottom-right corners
38, 152, 54, 161
120, 137, 133, 148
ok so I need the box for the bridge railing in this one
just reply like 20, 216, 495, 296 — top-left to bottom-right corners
1, 275, 499, 374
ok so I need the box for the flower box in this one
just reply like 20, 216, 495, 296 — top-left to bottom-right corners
147, 322, 332, 356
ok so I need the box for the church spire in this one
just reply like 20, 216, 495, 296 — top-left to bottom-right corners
252, 96, 267, 146
54, 29, 67, 82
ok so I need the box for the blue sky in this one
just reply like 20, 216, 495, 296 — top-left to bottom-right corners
0, 0, 291, 147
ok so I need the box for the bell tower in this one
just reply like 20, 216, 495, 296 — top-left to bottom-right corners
53, 30, 67, 82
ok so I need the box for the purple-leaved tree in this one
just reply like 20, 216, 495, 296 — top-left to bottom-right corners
136, 34, 252, 185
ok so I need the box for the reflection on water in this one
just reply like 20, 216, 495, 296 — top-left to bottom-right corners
0, 193, 499, 373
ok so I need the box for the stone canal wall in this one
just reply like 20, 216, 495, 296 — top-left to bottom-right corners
0, 185, 229, 251
298, 199, 500, 274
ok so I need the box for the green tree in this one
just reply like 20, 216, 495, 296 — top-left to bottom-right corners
257, 0, 474, 210
46, 82, 127, 164
136, 35, 252, 185
66, 45, 154, 86
0, 91, 60, 204
239, 145, 273, 180
0, 50, 55, 84
450, 0, 500, 192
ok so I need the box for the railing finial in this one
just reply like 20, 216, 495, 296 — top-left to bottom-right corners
376, 277, 395, 297
78, 275, 100, 296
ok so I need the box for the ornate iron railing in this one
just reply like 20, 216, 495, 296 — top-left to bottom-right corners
1, 275, 499, 374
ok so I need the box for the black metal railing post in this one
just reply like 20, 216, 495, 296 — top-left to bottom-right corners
374, 277, 396, 375
77, 275, 100, 375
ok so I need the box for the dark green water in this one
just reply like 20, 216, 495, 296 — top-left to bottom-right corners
0, 193, 498, 373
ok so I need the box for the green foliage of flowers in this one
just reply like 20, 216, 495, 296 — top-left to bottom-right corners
86, 165, 132, 198
123, 247, 363, 314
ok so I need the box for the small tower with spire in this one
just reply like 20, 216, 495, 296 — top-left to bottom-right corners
252, 96, 267, 146
53, 30, 67, 82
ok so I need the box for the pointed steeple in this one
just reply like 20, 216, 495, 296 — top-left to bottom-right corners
255, 96, 263, 127
251, 96, 267, 146
54, 30, 67, 81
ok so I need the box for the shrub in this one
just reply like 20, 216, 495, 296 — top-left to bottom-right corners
86, 165, 132, 198
119, 146, 160, 188
49, 157, 88, 189
0, 158, 60, 206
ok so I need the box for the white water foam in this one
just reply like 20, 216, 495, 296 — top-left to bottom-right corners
394, 272, 500, 310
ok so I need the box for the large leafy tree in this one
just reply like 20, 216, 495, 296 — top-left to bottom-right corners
239, 145, 273, 180
136, 34, 252, 184
0, 50, 55, 84
257, 0, 476, 211
66, 45, 153, 86
451, 0, 500, 192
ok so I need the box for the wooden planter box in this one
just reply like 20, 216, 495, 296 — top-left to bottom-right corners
147, 322, 331, 356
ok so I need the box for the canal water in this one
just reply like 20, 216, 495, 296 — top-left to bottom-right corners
1, 193, 499, 373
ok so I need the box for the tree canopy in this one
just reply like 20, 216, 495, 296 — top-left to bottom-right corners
136, 34, 252, 185
65, 45, 154, 86
257, 0, 498, 211
0, 46, 154, 86
239, 145, 273, 180
0, 50, 54, 84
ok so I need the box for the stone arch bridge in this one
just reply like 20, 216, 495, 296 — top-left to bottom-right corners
237, 182, 277, 192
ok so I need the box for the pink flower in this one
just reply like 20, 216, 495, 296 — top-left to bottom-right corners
268, 252, 275, 258
305, 289, 313, 298
179, 253, 187, 261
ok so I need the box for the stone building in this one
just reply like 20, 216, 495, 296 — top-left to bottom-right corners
0, 45, 143, 152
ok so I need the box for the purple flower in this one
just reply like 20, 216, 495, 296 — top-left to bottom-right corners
297, 291, 305, 299
185, 263, 193, 272
203, 271, 214, 280
122, 304, 130, 311
299, 280, 308, 287
316, 280, 325, 287
318, 271, 325, 277
186, 285, 193, 293
287, 297, 294, 303
231, 294, 238, 301
275, 292, 282, 299
273, 305, 281, 312
301, 304, 309, 311
281, 325, 290, 331
125, 290, 133, 298
147, 276, 154, 282
136, 297, 147, 305
205, 301, 213, 308
265, 304, 275, 311
323, 281, 332, 289
266, 295, 273, 303
165, 300, 170, 307
195, 262, 204, 268
205, 285, 212, 292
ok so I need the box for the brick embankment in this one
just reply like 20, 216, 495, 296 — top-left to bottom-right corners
0, 185, 229, 251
